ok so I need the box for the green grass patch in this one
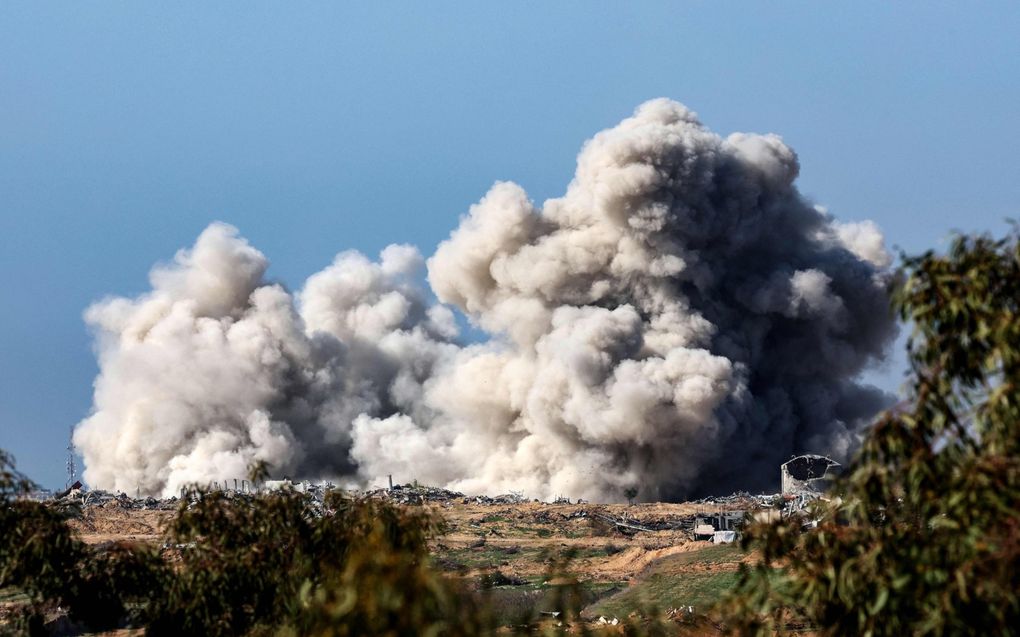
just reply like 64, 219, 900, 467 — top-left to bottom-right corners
660, 543, 743, 568
481, 580, 624, 628
585, 570, 740, 618
434, 545, 544, 571
511, 525, 556, 538
582, 544, 747, 618
556, 545, 621, 560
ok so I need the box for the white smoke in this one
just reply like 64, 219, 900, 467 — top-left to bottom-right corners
75, 99, 897, 501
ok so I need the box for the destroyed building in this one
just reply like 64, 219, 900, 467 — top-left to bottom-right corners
692, 511, 746, 542
780, 454, 841, 509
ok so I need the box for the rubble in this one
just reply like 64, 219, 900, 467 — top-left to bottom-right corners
69, 489, 180, 511
589, 512, 680, 534
44, 477, 786, 545
45, 478, 336, 514
366, 483, 467, 505
689, 491, 778, 508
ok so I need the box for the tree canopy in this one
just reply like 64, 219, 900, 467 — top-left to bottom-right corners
725, 229, 1020, 635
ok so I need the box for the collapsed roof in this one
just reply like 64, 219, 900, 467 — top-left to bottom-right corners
781, 454, 841, 497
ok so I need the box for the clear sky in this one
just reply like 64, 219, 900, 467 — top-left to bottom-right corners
2, 2, 1018, 489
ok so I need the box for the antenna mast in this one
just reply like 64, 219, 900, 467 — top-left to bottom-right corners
66, 425, 77, 488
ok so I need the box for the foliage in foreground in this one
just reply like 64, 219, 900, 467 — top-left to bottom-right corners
724, 229, 1020, 635
0, 468, 495, 635
1, 456, 681, 635
0, 449, 163, 634
4, 229, 1019, 636
152, 489, 497, 636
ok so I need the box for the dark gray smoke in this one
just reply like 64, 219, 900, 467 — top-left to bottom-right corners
75, 99, 897, 501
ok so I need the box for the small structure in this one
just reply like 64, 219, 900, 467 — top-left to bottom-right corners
694, 511, 745, 541
54, 480, 83, 500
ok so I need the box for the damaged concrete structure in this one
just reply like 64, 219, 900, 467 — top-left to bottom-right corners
781, 454, 841, 510
693, 511, 746, 541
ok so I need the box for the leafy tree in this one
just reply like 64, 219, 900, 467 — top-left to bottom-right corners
148, 488, 496, 637
723, 229, 1020, 635
624, 487, 639, 506
2, 452, 681, 635
0, 451, 162, 634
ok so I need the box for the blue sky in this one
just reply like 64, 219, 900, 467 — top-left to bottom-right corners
2, 2, 1018, 488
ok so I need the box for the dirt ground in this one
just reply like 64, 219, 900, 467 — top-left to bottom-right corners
62, 497, 753, 585
427, 500, 738, 584
67, 502, 173, 545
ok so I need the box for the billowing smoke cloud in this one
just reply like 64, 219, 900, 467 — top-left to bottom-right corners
75, 99, 897, 501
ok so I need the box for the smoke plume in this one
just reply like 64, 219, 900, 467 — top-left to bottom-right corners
75, 99, 897, 501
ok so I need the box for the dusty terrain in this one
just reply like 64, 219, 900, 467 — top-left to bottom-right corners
63, 496, 752, 582
428, 500, 728, 582
0, 490, 772, 633
422, 498, 762, 622
68, 503, 171, 546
